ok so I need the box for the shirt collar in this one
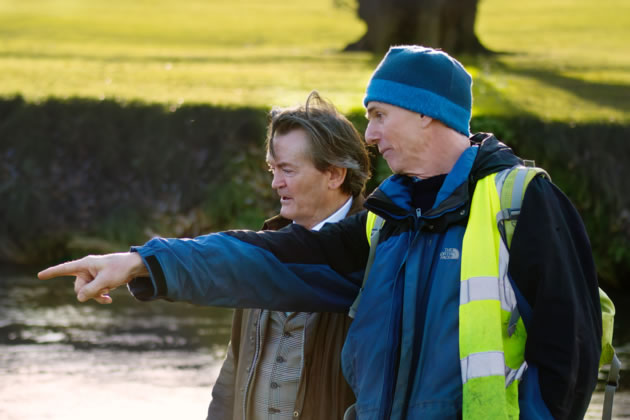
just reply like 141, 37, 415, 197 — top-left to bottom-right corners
301, 196, 353, 231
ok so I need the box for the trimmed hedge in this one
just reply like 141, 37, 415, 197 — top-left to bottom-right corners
0, 95, 275, 263
1, 96, 628, 290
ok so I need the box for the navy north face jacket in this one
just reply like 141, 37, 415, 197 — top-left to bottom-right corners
130, 134, 601, 420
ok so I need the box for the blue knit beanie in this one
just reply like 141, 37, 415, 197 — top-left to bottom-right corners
364, 45, 472, 136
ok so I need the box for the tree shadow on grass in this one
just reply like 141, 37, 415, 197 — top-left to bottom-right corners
516, 68, 629, 111
489, 59, 630, 113
0, 50, 371, 65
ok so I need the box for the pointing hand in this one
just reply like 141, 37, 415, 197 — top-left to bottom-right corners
38, 252, 148, 304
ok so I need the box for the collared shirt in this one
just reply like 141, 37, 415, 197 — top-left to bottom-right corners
309, 197, 353, 232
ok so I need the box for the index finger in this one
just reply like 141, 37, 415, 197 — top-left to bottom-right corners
38, 259, 88, 280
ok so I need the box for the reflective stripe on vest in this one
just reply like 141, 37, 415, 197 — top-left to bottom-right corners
460, 172, 528, 420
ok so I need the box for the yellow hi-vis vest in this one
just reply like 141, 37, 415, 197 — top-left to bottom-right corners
361, 165, 618, 419
460, 172, 528, 420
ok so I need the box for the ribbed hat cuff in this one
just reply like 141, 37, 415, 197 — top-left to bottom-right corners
363, 79, 471, 136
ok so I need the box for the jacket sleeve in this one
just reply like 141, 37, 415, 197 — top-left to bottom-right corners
508, 176, 602, 419
207, 309, 243, 420
128, 211, 369, 313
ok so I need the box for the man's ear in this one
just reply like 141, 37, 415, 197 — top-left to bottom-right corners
327, 166, 347, 190
418, 114, 433, 129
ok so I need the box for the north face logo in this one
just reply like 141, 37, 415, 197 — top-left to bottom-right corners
440, 248, 460, 260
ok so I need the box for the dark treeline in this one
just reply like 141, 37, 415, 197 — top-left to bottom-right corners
1, 95, 628, 291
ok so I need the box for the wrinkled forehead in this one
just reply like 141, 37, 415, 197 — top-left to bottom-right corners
365, 101, 391, 114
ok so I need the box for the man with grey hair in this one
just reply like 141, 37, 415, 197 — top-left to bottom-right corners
208, 91, 369, 420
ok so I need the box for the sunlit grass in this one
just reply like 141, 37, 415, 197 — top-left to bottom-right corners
0, 0, 628, 122
0, 0, 372, 110
474, 0, 630, 123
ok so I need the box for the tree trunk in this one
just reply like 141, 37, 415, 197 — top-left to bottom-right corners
344, 0, 492, 55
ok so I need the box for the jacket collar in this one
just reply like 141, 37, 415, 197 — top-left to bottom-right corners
365, 133, 521, 222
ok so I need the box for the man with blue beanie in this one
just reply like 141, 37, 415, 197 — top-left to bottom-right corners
40, 46, 602, 420
364, 45, 472, 136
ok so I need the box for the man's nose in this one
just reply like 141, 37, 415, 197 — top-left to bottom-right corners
271, 173, 284, 189
365, 121, 379, 145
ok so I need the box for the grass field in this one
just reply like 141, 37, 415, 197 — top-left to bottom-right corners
475, 0, 630, 123
0, 0, 628, 122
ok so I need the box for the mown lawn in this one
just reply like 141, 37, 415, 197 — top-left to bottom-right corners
0, 0, 371, 110
0, 0, 628, 122
475, 0, 630, 123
